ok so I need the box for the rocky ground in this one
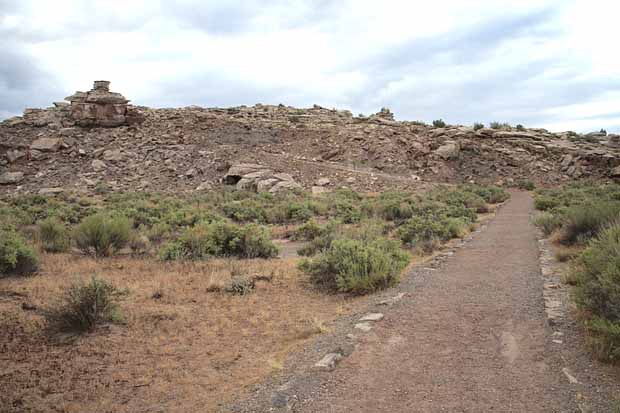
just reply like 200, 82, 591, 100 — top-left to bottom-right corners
1, 103, 620, 195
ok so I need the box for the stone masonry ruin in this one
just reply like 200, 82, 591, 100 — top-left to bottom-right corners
64, 81, 134, 127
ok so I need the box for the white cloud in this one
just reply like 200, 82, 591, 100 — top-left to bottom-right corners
1, 0, 619, 133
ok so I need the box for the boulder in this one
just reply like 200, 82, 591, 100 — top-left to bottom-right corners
311, 185, 329, 194
0, 171, 24, 185
493, 131, 541, 140
92, 159, 107, 172
103, 149, 123, 162
611, 165, 620, 178
224, 163, 270, 184
434, 142, 460, 160
223, 163, 302, 193
30, 137, 62, 152
38, 187, 64, 195
316, 177, 331, 186
5, 150, 26, 163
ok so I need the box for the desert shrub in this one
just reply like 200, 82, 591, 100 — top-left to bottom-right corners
293, 219, 328, 241
39, 218, 70, 253
465, 185, 510, 204
517, 179, 535, 191
222, 199, 266, 223
145, 222, 171, 242
129, 233, 150, 254
160, 222, 278, 260
332, 199, 362, 224
559, 202, 620, 245
432, 119, 446, 128
534, 195, 561, 211
532, 212, 564, 236
572, 223, 620, 361
225, 277, 256, 296
74, 213, 133, 257
376, 196, 414, 221
45, 276, 123, 333
516, 124, 525, 131
490, 121, 510, 130
473, 122, 484, 131
297, 220, 387, 256
0, 229, 39, 276
398, 216, 466, 250
284, 202, 314, 223
299, 238, 409, 294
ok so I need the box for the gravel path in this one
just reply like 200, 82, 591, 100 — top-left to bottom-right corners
232, 191, 618, 412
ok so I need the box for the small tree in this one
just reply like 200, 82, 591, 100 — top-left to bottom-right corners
432, 119, 446, 128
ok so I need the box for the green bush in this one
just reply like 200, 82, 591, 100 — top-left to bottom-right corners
559, 202, 620, 245
223, 199, 266, 223
516, 124, 525, 131
473, 122, 484, 131
160, 221, 278, 260
572, 223, 620, 361
45, 276, 123, 333
0, 229, 39, 276
333, 199, 362, 224
532, 212, 563, 236
432, 119, 446, 128
293, 219, 328, 241
517, 179, 535, 191
376, 199, 414, 221
299, 238, 409, 294
490, 121, 510, 130
398, 216, 467, 250
534, 195, 561, 211
74, 214, 133, 257
39, 218, 70, 253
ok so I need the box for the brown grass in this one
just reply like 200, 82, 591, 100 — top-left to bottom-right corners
0, 253, 364, 412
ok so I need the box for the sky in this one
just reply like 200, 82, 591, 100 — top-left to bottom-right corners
1, 0, 619, 133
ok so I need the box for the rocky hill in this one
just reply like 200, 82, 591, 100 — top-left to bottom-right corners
1, 82, 620, 195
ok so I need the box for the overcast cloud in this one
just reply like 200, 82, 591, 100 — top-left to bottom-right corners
1, 0, 619, 132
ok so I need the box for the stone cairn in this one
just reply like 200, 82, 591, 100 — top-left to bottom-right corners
65, 81, 131, 127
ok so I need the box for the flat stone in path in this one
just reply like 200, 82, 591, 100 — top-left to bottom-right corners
354, 322, 373, 332
359, 313, 384, 322
314, 353, 342, 370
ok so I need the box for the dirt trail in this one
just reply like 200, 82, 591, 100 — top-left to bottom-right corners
301, 191, 573, 412
234, 191, 585, 412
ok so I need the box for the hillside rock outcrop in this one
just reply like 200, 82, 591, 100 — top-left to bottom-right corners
1, 88, 620, 195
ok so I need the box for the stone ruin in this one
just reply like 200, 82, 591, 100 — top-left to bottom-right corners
64, 81, 134, 127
